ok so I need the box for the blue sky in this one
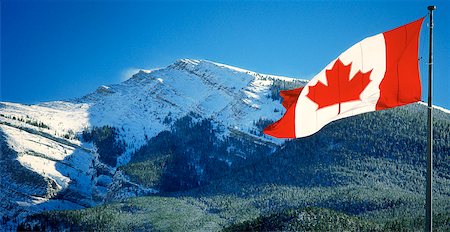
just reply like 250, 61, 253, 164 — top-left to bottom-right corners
1, 0, 449, 109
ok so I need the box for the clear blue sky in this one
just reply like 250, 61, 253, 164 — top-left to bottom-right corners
1, 0, 449, 109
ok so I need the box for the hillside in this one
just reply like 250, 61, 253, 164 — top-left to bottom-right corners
17, 102, 450, 231
0, 59, 306, 229
1, 59, 449, 231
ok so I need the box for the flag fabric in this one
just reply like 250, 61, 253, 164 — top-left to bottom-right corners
264, 17, 425, 139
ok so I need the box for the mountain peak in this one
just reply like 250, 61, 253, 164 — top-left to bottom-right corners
167, 58, 202, 72
166, 59, 251, 75
2, 58, 450, 230
176, 58, 202, 65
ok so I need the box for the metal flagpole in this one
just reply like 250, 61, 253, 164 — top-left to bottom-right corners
426, 5, 436, 232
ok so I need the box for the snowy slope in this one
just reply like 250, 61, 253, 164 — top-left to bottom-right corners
0, 59, 448, 228
1, 58, 450, 228
75, 59, 307, 164
0, 59, 306, 226
0, 103, 98, 226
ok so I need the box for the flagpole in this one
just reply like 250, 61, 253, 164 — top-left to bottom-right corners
426, 5, 436, 232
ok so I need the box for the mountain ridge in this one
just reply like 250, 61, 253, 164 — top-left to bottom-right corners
1, 59, 449, 231
0, 59, 307, 228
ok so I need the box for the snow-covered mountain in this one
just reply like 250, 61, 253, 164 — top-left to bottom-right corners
0, 59, 306, 226
75, 58, 307, 163
2, 59, 450, 231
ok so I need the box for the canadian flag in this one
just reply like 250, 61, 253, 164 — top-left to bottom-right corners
264, 18, 424, 138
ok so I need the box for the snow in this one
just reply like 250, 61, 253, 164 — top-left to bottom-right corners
435, 105, 450, 114
2, 58, 449, 226
209, 60, 305, 82
0, 101, 90, 145
61, 59, 307, 164
1, 57, 306, 179
0, 124, 95, 194
0, 58, 310, 225
19, 155, 70, 189
418, 101, 450, 114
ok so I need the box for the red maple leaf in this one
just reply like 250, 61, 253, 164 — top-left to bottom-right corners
307, 59, 372, 114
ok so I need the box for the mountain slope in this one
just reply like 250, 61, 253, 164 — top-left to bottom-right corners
17, 103, 450, 231
1, 59, 449, 231
0, 59, 306, 227
75, 58, 306, 164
